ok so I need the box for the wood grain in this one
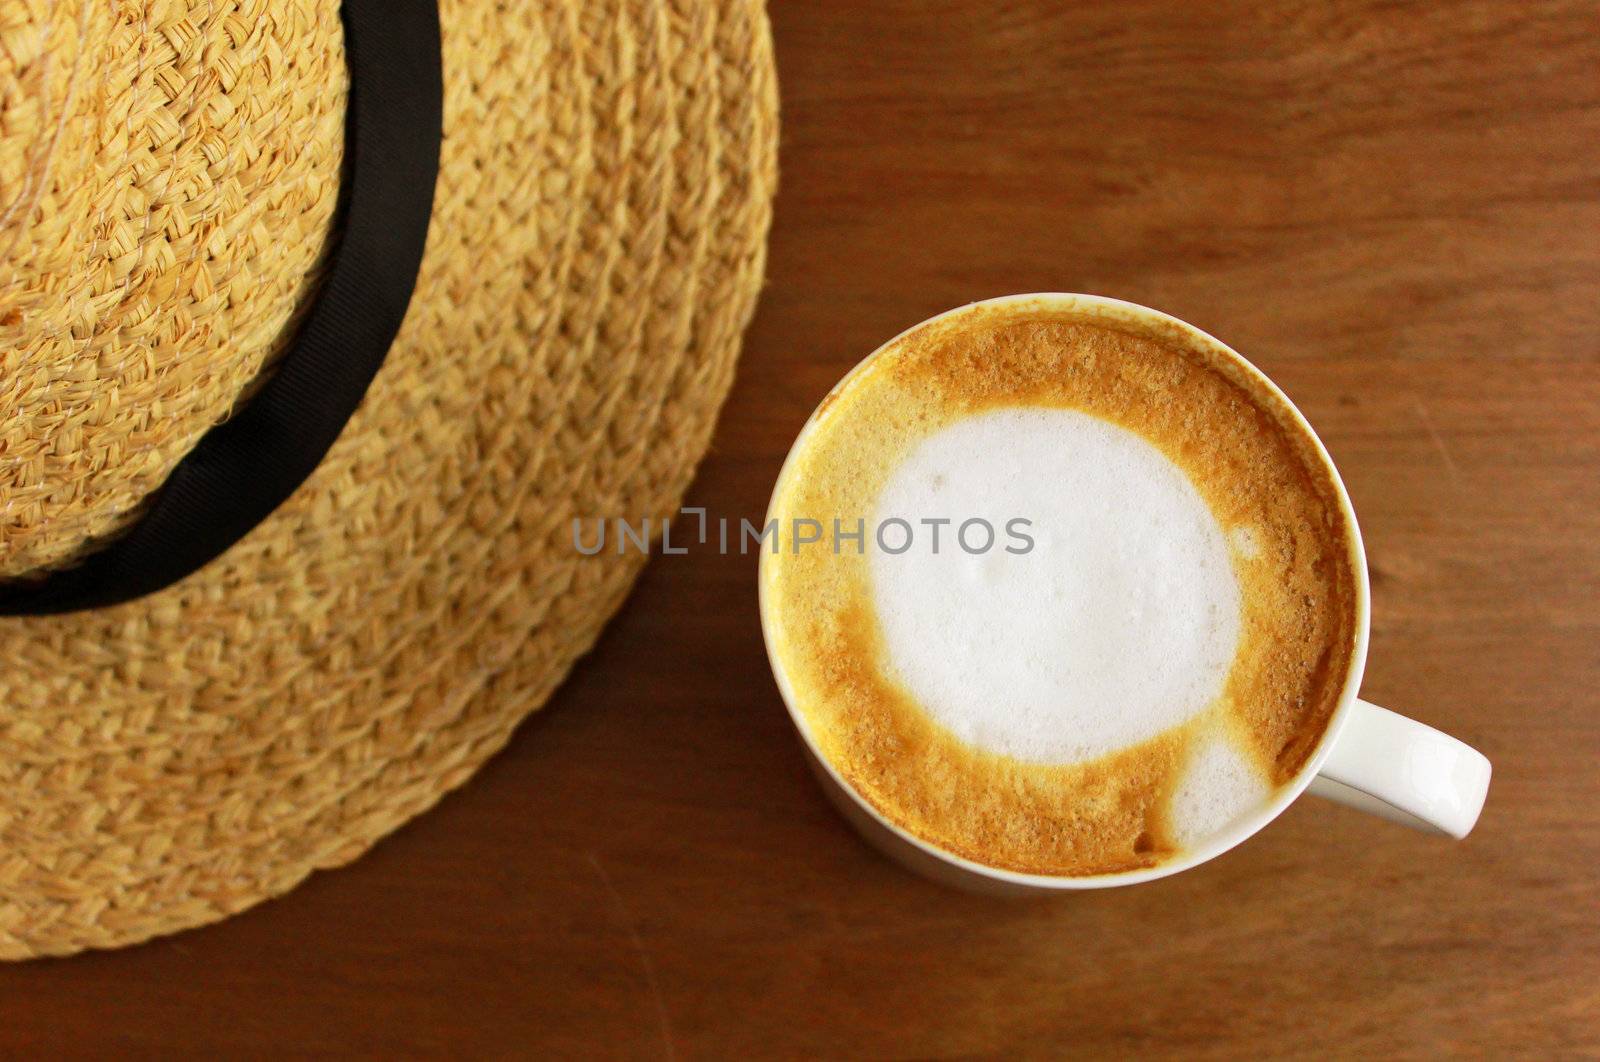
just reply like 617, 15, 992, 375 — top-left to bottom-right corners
3, 0, 1597, 1055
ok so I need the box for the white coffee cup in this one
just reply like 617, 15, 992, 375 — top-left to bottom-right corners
759, 293, 1491, 893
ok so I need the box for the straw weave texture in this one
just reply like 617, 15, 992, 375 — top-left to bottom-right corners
0, 0, 777, 958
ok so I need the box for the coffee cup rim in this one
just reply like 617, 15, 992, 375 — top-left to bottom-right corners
758, 292, 1373, 889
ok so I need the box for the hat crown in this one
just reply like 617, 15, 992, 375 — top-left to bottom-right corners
0, 1, 347, 578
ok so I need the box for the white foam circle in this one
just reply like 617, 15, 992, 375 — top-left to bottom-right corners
868, 408, 1241, 764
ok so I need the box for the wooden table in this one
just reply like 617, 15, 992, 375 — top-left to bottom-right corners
4, 1, 1597, 1055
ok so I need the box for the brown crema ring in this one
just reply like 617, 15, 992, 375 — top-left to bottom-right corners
764, 300, 1358, 876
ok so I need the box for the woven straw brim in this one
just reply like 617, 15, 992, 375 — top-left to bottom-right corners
0, 0, 777, 958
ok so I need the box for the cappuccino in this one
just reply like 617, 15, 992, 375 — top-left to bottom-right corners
762, 298, 1359, 876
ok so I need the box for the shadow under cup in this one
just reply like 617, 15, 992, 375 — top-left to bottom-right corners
759, 293, 1489, 891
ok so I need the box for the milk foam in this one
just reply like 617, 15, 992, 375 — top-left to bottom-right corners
1165, 730, 1272, 847
868, 408, 1241, 765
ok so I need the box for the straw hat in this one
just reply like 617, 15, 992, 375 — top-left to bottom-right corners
0, 0, 777, 958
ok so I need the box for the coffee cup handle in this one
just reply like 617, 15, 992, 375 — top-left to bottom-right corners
1305, 699, 1491, 838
